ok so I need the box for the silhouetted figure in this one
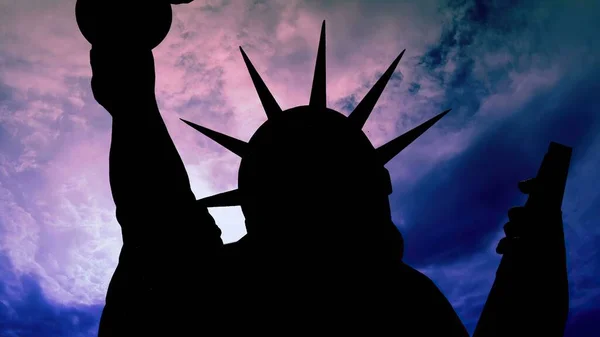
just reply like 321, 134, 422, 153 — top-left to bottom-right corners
76, 1, 569, 336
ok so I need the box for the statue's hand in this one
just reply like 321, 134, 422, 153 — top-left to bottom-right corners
90, 48, 156, 114
496, 178, 536, 254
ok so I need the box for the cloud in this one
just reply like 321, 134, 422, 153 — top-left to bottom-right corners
0, 2, 598, 336
0, 0, 438, 306
383, 0, 600, 258
0, 134, 121, 306
0, 251, 102, 337
564, 307, 600, 336
394, 72, 600, 264
416, 238, 502, 332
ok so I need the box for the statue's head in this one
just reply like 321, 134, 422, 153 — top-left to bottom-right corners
183, 22, 449, 258
237, 106, 392, 233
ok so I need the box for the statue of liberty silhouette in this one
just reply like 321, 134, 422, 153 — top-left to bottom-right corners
75, 1, 571, 336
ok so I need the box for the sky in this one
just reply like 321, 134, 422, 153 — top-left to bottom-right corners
0, 0, 599, 335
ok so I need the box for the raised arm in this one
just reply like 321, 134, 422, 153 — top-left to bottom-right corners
91, 46, 222, 243
92, 47, 224, 335
93, 48, 182, 207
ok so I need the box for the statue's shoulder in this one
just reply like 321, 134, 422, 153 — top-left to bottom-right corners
395, 262, 469, 336
223, 237, 243, 253
394, 262, 450, 305
217, 236, 256, 293
221, 235, 252, 265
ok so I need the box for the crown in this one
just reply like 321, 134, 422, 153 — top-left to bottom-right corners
182, 21, 450, 208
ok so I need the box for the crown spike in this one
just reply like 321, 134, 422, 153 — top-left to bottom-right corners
309, 20, 327, 108
239, 47, 282, 119
196, 189, 240, 208
376, 109, 451, 165
348, 50, 406, 129
180, 119, 248, 157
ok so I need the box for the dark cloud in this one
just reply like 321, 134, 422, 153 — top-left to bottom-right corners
407, 82, 421, 94
564, 308, 600, 337
334, 94, 358, 114
0, 252, 103, 337
393, 65, 600, 265
0, 83, 13, 103
0, 75, 27, 113
414, 0, 600, 125
386, 0, 600, 263
386, 2, 600, 334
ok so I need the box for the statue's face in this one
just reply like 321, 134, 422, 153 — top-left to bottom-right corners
238, 106, 393, 237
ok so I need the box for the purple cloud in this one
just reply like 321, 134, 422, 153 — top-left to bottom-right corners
0, 0, 599, 335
